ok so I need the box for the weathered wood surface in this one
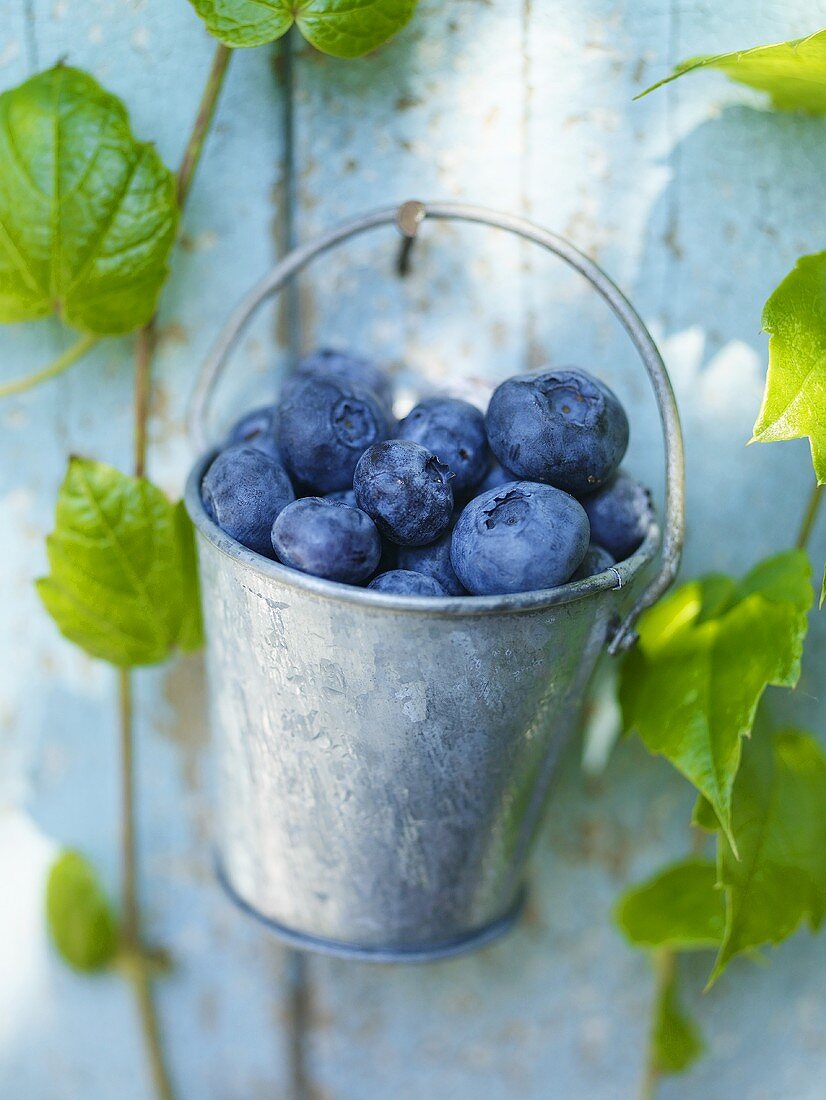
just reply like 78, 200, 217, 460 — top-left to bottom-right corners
1, 1, 824, 1097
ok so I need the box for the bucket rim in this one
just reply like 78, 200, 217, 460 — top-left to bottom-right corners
185, 452, 660, 619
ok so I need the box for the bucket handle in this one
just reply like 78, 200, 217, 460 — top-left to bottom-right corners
188, 201, 685, 655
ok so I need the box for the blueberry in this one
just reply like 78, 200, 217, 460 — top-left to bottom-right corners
485, 369, 629, 496
271, 497, 381, 585
294, 347, 394, 412
477, 460, 515, 494
397, 524, 466, 595
396, 397, 490, 492
451, 481, 590, 595
325, 488, 357, 507
202, 445, 295, 557
275, 374, 391, 493
354, 440, 454, 546
453, 458, 516, 511
581, 471, 653, 560
225, 405, 280, 459
368, 570, 447, 597
572, 543, 616, 581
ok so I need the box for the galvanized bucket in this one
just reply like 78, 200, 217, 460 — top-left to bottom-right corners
186, 201, 685, 962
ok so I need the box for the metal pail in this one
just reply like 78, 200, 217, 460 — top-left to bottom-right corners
185, 202, 685, 962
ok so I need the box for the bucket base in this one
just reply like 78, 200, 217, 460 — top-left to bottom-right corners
215, 860, 527, 964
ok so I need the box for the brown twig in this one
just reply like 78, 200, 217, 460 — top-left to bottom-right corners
118, 41, 234, 1100
177, 45, 232, 210
117, 667, 173, 1100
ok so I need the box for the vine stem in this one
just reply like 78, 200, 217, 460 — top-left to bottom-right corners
117, 40, 233, 1100
177, 44, 232, 210
134, 43, 231, 479
640, 948, 674, 1100
796, 482, 823, 551
0, 332, 99, 398
117, 668, 174, 1100
118, 669, 138, 948
133, 323, 155, 479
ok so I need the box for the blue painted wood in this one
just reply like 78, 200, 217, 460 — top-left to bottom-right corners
288, 2, 826, 1097
0, 4, 294, 1097
0, 1, 824, 1097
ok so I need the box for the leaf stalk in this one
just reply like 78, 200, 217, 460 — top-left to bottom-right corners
0, 332, 99, 398
796, 482, 823, 551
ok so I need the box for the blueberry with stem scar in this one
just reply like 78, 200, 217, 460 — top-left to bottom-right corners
276, 374, 391, 493
486, 369, 628, 496
451, 481, 590, 595
292, 347, 394, 413
354, 439, 454, 546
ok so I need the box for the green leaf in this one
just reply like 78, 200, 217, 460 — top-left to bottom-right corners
188, 0, 292, 47
751, 252, 826, 485
37, 458, 203, 667
650, 958, 704, 1075
615, 859, 724, 951
189, 0, 417, 57
46, 851, 118, 971
691, 796, 719, 833
620, 551, 812, 846
296, 0, 417, 56
707, 730, 826, 984
0, 66, 178, 335
637, 29, 826, 114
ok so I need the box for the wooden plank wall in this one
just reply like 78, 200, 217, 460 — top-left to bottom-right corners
1, 2, 824, 1097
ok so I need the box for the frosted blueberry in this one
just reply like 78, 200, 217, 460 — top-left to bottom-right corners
202, 445, 295, 557
486, 369, 628, 496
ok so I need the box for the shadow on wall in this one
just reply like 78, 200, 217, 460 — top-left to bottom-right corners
636, 105, 823, 355
631, 104, 825, 580
630, 102, 826, 739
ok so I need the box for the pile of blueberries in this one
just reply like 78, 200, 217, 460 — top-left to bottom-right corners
200, 349, 653, 597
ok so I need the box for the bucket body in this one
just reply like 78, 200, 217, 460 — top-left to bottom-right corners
187, 458, 657, 961
184, 203, 683, 961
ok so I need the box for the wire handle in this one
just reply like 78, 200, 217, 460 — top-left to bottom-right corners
188, 200, 685, 654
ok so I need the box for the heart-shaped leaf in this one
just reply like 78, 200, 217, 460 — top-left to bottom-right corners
37, 458, 203, 667
752, 252, 826, 485
189, 0, 417, 57
615, 859, 724, 951
0, 66, 178, 335
705, 730, 826, 984
620, 551, 812, 847
637, 29, 826, 115
46, 851, 118, 972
